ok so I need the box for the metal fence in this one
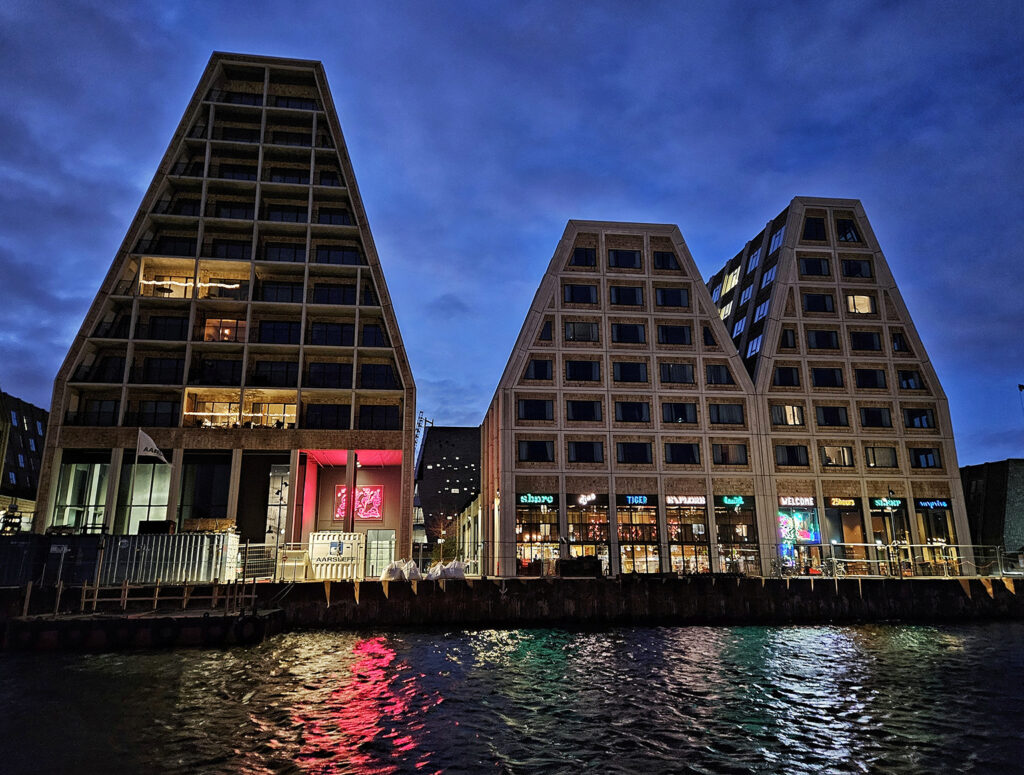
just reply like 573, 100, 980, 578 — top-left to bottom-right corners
97, 533, 240, 585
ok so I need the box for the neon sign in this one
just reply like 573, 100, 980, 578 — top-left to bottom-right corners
577, 493, 597, 506
334, 484, 384, 521
915, 499, 949, 510
518, 493, 555, 505
666, 495, 706, 506
872, 497, 902, 509
829, 497, 857, 507
721, 496, 745, 507
779, 496, 815, 507
624, 495, 648, 506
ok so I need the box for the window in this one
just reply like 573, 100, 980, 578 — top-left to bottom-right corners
753, 300, 771, 322
904, 408, 936, 428
613, 362, 648, 382
260, 281, 304, 303
316, 246, 363, 265
860, 407, 892, 427
807, 330, 839, 349
769, 227, 786, 253
711, 285, 722, 302
29, 438, 36, 452
779, 328, 796, 348
665, 443, 700, 464
615, 402, 651, 423
36, 420, 44, 436
306, 404, 351, 430
362, 324, 388, 347
773, 367, 800, 387
846, 294, 876, 314
310, 322, 354, 346
712, 444, 747, 465
267, 167, 308, 184
307, 362, 352, 388
252, 360, 298, 387
318, 170, 342, 186
566, 360, 600, 381
663, 402, 697, 424
732, 319, 746, 337
525, 359, 553, 380
660, 362, 695, 384
312, 283, 356, 305
566, 400, 602, 421
17, 454, 25, 468
747, 247, 762, 272
265, 243, 306, 263
705, 365, 734, 385
836, 218, 861, 243
357, 405, 400, 430
722, 268, 741, 293
609, 249, 641, 268
565, 322, 600, 342
217, 202, 255, 220
816, 406, 849, 426
802, 217, 827, 241
318, 208, 351, 225
770, 404, 805, 426
855, 369, 887, 389
775, 445, 809, 466
657, 325, 691, 345
811, 368, 844, 387
761, 265, 776, 288
570, 247, 596, 266
617, 442, 652, 464
564, 284, 598, 304
799, 257, 830, 276
899, 370, 923, 390
656, 287, 688, 307
539, 321, 553, 341
611, 324, 645, 343
910, 448, 941, 468
193, 359, 243, 385
865, 446, 898, 468
7, 472, 14, 485
518, 399, 553, 421
568, 441, 603, 463
610, 286, 643, 306
850, 331, 882, 351
719, 302, 733, 319
841, 258, 872, 278
739, 285, 754, 305
359, 363, 399, 389
821, 446, 855, 467
746, 335, 763, 357
653, 251, 679, 270
709, 404, 744, 424
146, 316, 189, 340
140, 357, 184, 384
803, 293, 835, 313
211, 239, 251, 260
892, 332, 910, 352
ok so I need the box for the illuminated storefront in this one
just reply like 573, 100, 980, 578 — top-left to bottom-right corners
665, 495, 710, 573
823, 496, 870, 572
714, 495, 759, 574
616, 494, 659, 574
869, 496, 910, 544
515, 492, 560, 575
914, 498, 961, 576
567, 493, 610, 574
776, 496, 823, 572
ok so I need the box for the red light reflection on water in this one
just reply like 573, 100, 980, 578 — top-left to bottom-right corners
292, 636, 435, 774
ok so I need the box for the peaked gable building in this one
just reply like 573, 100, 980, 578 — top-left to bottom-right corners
33, 53, 416, 565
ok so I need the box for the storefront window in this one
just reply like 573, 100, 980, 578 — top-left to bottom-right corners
777, 496, 823, 572
914, 498, 960, 577
824, 497, 872, 573
617, 494, 659, 573
715, 495, 759, 574
516, 493, 559, 576
666, 495, 710, 573
52, 452, 109, 532
567, 493, 610, 574
869, 496, 910, 544
115, 460, 171, 533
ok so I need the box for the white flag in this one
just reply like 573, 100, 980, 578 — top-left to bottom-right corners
137, 429, 168, 464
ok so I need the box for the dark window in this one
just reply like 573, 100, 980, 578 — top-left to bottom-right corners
898, 370, 923, 390
221, 127, 260, 143
892, 332, 910, 352
257, 320, 301, 344
615, 401, 650, 423
145, 316, 189, 341
653, 251, 680, 270
610, 286, 643, 306
860, 407, 892, 427
807, 330, 839, 349
267, 167, 309, 184
306, 404, 351, 430
836, 219, 861, 243
655, 287, 688, 307
565, 360, 600, 381
841, 259, 872, 278
360, 363, 399, 389
152, 236, 195, 256
216, 202, 255, 220
362, 324, 388, 347
311, 284, 356, 305
665, 443, 700, 465
518, 399, 553, 421
709, 404, 744, 424
662, 402, 697, 424
193, 359, 242, 385
850, 331, 882, 351
264, 243, 306, 263
660, 362, 695, 384
570, 247, 596, 267
811, 368, 844, 388
775, 445, 809, 466
171, 198, 201, 215
802, 217, 827, 241
211, 239, 251, 260
608, 249, 641, 268
219, 165, 257, 181
318, 170, 342, 186
855, 369, 887, 389
539, 321, 553, 341
316, 246, 363, 265
309, 322, 354, 346
803, 293, 835, 313
140, 357, 184, 384
260, 281, 304, 303
705, 365, 734, 385
518, 440, 554, 462
779, 329, 797, 349
566, 400, 602, 422
613, 362, 648, 382
657, 325, 691, 345
273, 95, 318, 110
265, 204, 307, 223
773, 367, 800, 387
318, 208, 352, 225
568, 441, 603, 463
524, 359, 553, 380
564, 284, 598, 304
611, 324, 645, 343
712, 444, 747, 465
79, 399, 119, 426
251, 361, 298, 387
616, 442, 652, 464
816, 406, 849, 426
272, 130, 312, 147
565, 322, 600, 342
909, 448, 941, 468
362, 284, 378, 306
137, 400, 180, 427
358, 405, 401, 430
903, 408, 936, 429
306, 362, 352, 388
799, 257, 830, 276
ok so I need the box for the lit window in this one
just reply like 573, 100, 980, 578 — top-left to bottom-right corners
719, 302, 733, 320
732, 319, 746, 337
769, 226, 786, 253
739, 285, 753, 304
846, 295, 875, 314
865, 446, 897, 468
753, 300, 770, 322
746, 335, 762, 357
746, 247, 761, 273
723, 268, 740, 294
821, 446, 855, 467
770, 404, 804, 426
711, 285, 722, 302
761, 265, 776, 288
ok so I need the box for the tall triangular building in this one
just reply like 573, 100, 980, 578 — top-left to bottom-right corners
34, 53, 416, 565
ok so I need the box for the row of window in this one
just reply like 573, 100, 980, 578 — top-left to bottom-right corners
773, 366, 924, 390
200, 202, 351, 225
777, 328, 912, 354
518, 399, 746, 425
526, 359, 735, 386
563, 284, 689, 308
768, 403, 936, 429
775, 443, 939, 469
143, 237, 364, 266
797, 256, 872, 279
568, 247, 681, 271
7, 411, 45, 438
801, 216, 862, 244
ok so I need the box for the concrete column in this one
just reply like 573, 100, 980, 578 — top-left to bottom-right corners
164, 447, 184, 529
34, 446, 62, 533
226, 448, 243, 522
706, 475, 722, 573
656, 477, 670, 573
103, 447, 124, 533
344, 448, 356, 531
285, 448, 300, 542
608, 484, 620, 576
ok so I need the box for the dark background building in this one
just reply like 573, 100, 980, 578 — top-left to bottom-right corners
961, 458, 1024, 552
414, 426, 480, 542
1, 389, 48, 529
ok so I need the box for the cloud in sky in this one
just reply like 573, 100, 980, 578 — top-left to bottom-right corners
0, 0, 1021, 464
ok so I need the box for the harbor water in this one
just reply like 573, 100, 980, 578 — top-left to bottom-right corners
1, 623, 1022, 773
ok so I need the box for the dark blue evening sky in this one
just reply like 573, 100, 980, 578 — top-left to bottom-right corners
0, 0, 1021, 465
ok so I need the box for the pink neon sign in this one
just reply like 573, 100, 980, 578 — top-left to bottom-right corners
334, 484, 385, 521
